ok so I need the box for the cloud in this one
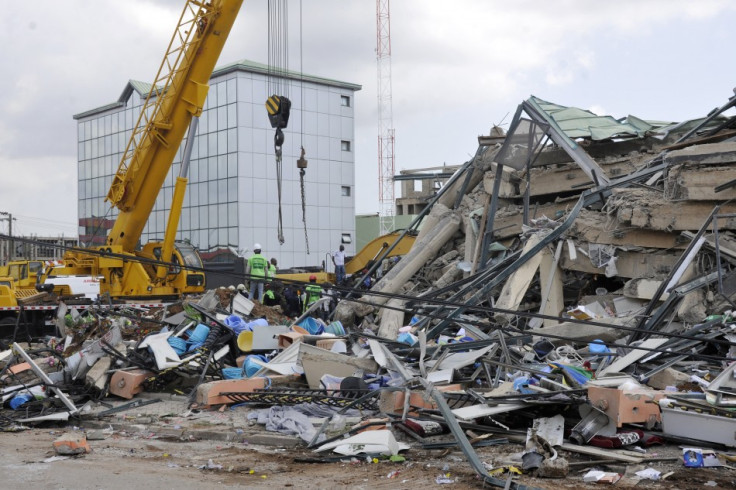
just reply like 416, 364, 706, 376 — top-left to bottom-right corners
2, 0, 736, 231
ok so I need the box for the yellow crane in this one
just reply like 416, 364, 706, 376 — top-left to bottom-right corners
51, 0, 244, 299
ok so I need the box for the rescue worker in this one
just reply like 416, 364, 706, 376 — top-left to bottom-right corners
302, 275, 322, 313
246, 243, 269, 301
283, 284, 301, 317
321, 282, 337, 321
269, 257, 278, 278
263, 282, 279, 307
331, 245, 346, 285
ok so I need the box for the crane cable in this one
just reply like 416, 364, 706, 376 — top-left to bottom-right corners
267, 0, 289, 245
298, 0, 309, 254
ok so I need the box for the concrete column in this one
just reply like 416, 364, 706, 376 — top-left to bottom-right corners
377, 298, 406, 339
370, 209, 462, 307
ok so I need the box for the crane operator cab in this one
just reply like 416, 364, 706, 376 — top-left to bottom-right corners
142, 240, 205, 292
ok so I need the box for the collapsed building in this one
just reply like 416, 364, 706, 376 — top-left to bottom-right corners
3, 91, 736, 488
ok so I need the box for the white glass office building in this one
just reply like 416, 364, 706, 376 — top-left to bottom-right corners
73, 60, 360, 268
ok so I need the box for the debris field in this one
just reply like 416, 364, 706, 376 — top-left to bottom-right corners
4, 92, 736, 489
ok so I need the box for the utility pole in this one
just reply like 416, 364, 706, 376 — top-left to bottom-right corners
0, 211, 14, 264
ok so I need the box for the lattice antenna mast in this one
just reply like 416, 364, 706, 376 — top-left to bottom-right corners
377, 0, 395, 235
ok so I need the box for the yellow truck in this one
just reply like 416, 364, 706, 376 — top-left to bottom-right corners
276, 231, 416, 285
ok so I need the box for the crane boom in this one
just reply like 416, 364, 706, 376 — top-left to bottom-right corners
54, 0, 244, 299
108, 0, 243, 251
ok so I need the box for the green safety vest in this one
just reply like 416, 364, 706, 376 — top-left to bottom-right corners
264, 290, 275, 301
269, 264, 276, 277
304, 283, 322, 311
248, 254, 268, 279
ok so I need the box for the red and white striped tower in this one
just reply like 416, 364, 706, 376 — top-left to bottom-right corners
376, 0, 395, 235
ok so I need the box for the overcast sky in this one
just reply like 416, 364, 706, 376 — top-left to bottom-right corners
1, 0, 736, 237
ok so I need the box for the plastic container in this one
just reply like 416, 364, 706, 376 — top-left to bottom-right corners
188, 323, 211, 344
222, 366, 244, 380
397, 332, 418, 346
589, 339, 610, 355
167, 336, 187, 355
297, 317, 325, 335
244, 355, 268, 378
323, 321, 345, 336
224, 315, 247, 333
9, 393, 33, 410
244, 318, 268, 331
186, 341, 203, 353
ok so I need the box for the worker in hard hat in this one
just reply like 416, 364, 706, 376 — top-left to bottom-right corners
246, 243, 269, 302
302, 275, 322, 313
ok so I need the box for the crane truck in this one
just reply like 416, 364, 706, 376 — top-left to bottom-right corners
1, 0, 246, 337
47, 0, 245, 299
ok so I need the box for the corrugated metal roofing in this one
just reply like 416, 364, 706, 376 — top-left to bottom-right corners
529, 96, 648, 141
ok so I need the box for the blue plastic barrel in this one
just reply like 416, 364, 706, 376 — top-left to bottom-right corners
188, 323, 211, 344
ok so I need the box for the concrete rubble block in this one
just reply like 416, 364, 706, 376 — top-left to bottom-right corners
571, 209, 685, 249
587, 386, 663, 428
560, 247, 680, 279
53, 432, 91, 455
609, 188, 736, 231
108, 369, 154, 400
663, 141, 736, 167
434, 261, 463, 289
85, 429, 106, 441
537, 457, 569, 478
378, 384, 463, 415
623, 278, 670, 301
482, 167, 516, 197
85, 355, 112, 391
435, 157, 492, 210
646, 367, 692, 390
333, 300, 375, 328
298, 343, 378, 389
665, 163, 736, 200
196, 377, 268, 406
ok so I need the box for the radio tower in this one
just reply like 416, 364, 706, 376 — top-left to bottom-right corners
376, 0, 395, 235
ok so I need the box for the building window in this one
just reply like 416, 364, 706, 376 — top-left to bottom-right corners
341, 186, 351, 197
341, 95, 351, 107
341, 140, 351, 152
341, 233, 352, 244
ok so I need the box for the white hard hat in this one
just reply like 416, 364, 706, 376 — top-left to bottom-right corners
237, 284, 246, 291
228, 285, 236, 291
254, 243, 262, 250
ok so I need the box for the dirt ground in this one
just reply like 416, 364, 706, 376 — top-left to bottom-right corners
1, 428, 735, 489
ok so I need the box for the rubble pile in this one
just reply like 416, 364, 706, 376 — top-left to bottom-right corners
3, 93, 736, 488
